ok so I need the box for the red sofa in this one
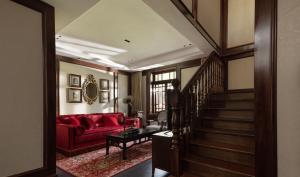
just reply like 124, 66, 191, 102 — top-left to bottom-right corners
56, 112, 141, 156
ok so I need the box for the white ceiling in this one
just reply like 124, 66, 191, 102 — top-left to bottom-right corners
43, 0, 213, 70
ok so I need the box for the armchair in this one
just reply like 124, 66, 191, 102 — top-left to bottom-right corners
145, 111, 167, 131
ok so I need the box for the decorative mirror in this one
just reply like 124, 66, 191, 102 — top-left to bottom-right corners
82, 74, 98, 105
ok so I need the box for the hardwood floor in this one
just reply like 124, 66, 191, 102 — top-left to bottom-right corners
56, 159, 170, 177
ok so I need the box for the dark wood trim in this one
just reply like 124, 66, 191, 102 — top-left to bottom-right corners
171, 0, 221, 54
223, 50, 255, 61
192, 0, 198, 19
56, 57, 60, 116
113, 72, 118, 112
223, 59, 228, 91
143, 56, 207, 116
255, 0, 277, 176
10, 0, 56, 177
128, 73, 132, 116
58, 55, 113, 72
223, 43, 255, 57
145, 72, 151, 119
118, 70, 131, 76
142, 57, 206, 75
227, 88, 255, 93
220, 0, 228, 53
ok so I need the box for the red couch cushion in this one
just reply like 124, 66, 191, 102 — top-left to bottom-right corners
79, 117, 95, 130
60, 116, 81, 126
103, 115, 120, 126
75, 126, 124, 144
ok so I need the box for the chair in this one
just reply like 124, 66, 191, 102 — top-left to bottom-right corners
145, 111, 167, 131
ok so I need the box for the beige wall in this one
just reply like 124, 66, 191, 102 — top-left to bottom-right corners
228, 57, 254, 90
118, 74, 129, 115
0, 1, 44, 176
227, 0, 255, 48
197, 0, 221, 45
181, 66, 201, 90
277, 0, 300, 176
59, 62, 115, 115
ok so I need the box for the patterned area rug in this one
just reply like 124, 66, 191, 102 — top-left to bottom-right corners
56, 142, 152, 177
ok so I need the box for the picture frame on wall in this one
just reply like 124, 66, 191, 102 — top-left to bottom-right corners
69, 74, 81, 87
99, 91, 110, 103
100, 79, 109, 90
67, 88, 82, 103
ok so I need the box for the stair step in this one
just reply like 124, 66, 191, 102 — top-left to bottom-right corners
194, 128, 255, 147
195, 128, 254, 137
190, 139, 255, 167
202, 116, 254, 122
184, 155, 255, 177
202, 118, 254, 132
205, 108, 254, 111
190, 139, 254, 155
211, 92, 254, 101
204, 109, 254, 118
208, 100, 254, 109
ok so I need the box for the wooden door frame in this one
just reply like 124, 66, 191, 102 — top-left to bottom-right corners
10, 0, 56, 177
255, 0, 278, 177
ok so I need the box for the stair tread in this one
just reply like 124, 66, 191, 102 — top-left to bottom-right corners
184, 155, 255, 177
203, 116, 254, 122
210, 98, 255, 102
212, 90, 254, 94
195, 128, 255, 137
205, 108, 254, 111
190, 139, 255, 155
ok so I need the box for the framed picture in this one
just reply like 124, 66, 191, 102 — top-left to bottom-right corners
99, 91, 110, 103
69, 74, 81, 87
100, 79, 109, 90
67, 88, 82, 103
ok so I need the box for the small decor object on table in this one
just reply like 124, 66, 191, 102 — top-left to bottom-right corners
67, 88, 82, 103
68, 74, 81, 87
100, 79, 109, 90
99, 91, 110, 103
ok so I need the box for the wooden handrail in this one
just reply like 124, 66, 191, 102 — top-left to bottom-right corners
182, 51, 221, 93
168, 51, 224, 177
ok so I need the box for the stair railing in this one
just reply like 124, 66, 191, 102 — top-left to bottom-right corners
169, 51, 224, 177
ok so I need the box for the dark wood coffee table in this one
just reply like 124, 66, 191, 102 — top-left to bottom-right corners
106, 129, 159, 160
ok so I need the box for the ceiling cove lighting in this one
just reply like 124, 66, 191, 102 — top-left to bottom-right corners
55, 35, 129, 69
135, 64, 164, 71
56, 35, 127, 53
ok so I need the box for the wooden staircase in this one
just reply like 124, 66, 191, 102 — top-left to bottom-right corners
168, 52, 255, 177
183, 90, 255, 177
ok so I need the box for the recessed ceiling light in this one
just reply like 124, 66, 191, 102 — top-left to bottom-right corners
124, 39, 131, 43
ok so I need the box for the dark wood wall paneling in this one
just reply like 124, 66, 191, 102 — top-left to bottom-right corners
9, 0, 56, 177
255, 0, 278, 176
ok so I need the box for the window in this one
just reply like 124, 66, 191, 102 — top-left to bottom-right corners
150, 70, 176, 113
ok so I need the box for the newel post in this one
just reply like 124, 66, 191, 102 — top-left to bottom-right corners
170, 79, 182, 177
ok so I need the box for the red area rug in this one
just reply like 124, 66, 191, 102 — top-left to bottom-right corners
56, 141, 152, 177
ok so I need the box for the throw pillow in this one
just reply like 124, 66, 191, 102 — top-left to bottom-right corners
103, 115, 120, 127
79, 117, 95, 130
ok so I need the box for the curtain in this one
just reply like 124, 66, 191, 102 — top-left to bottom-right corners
131, 72, 143, 114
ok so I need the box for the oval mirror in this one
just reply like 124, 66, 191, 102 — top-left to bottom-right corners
82, 74, 98, 105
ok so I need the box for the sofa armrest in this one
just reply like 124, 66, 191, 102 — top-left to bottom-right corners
56, 124, 83, 150
147, 120, 158, 126
126, 117, 141, 128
